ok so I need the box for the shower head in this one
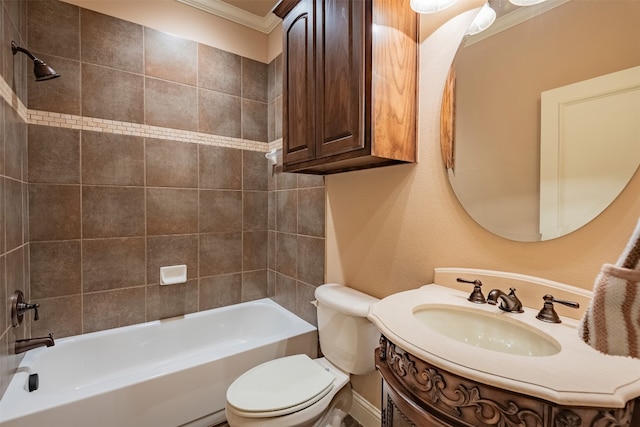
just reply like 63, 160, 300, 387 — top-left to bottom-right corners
11, 41, 60, 81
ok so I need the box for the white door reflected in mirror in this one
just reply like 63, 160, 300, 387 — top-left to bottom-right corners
539, 66, 640, 240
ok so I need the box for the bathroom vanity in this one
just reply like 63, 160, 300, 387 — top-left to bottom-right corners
376, 335, 639, 427
369, 268, 640, 427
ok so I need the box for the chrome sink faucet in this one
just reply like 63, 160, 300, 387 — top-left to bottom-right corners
15, 333, 55, 354
487, 288, 524, 313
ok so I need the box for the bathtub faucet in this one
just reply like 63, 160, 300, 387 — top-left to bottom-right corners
15, 333, 55, 354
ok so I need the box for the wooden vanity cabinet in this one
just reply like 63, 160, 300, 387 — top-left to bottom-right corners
376, 335, 640, 427
273, 0, 418, 174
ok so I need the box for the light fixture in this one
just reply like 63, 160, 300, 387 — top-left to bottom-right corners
465, 3, 497, 35
11, 41, 60, 81
410, 0, 458, 14
509, 0, 548, 6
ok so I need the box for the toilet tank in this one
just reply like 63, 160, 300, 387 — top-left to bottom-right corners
314, 284, 380, 376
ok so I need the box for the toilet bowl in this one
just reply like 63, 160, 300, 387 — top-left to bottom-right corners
225, 284, 380, 427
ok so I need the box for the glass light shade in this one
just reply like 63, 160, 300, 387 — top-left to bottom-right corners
465, 3, 497, 35
410, 0, 458, 14
509, 0, 548, 6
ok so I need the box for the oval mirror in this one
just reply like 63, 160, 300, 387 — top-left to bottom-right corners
442, 0, 640, 242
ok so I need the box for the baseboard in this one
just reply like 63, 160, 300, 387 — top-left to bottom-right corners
350, 391, 381, 427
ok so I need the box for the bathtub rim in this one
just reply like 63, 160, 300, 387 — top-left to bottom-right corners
0, 298, 317, 425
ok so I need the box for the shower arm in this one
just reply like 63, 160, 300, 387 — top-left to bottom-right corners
11, 41, 38, 61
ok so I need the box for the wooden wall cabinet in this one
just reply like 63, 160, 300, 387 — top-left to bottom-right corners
274, 0, 418, 174
376, 335, 640, 427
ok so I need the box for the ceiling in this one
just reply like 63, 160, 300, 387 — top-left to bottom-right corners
176, 0, 281, 33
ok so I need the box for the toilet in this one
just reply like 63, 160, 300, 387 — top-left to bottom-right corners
225, 284, 380, 427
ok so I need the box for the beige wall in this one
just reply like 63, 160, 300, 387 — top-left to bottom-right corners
326, 4, 640, 407
61, 0, 275, 63
268, 24, 284, 63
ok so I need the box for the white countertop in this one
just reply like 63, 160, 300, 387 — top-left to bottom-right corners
368, 284, 640, 408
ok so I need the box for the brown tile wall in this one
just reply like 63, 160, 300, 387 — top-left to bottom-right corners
0, 0, 29, 400
265, 49, 326, 328
0, 0, 326, 399
28, 133, 273, 336
26, 1, 269, 142
268, 168, 326, 327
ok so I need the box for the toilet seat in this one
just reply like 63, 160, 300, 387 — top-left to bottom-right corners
226, 354, 336, 418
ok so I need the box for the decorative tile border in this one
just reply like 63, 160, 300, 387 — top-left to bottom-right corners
269, 139, 283, 151
27, 110, 274, 152
0, 75, 282, 153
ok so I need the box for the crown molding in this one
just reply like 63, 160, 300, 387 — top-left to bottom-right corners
176, 0, 281, 34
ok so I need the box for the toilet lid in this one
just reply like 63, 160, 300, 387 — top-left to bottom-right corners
227, 354, 335, 416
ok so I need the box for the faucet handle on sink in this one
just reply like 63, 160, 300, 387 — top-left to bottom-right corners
456, 278, 486, 304
536, 294, 580, 323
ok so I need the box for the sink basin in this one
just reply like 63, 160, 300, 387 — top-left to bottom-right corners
413, 305, 561, 357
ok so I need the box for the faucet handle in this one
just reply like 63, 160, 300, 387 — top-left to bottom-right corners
28, 303, 40, 321
457, 278, 486, 304
11, 291, 40, 327
536, 294, 580, 323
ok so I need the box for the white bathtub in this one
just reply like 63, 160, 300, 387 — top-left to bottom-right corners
0, 298, 317, 427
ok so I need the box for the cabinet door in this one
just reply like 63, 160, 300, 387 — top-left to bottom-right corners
314, 0, 367, 158
382, 380, 453, 427
282, 0, 315, 165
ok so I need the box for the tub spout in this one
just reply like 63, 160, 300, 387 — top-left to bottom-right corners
15, 333, 54, 354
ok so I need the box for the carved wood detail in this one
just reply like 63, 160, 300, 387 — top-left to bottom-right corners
377, 335, 639, 427
590, 402, 635, 427
383, 336, 544, 427
554, 409, 582, 427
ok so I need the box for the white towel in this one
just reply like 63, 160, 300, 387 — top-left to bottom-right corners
579, 264, 640, 358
